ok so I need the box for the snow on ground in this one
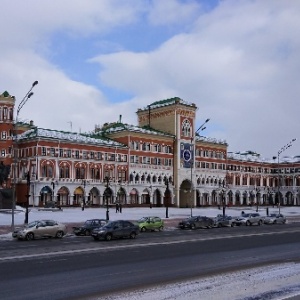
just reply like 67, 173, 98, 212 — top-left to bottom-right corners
2, 205, 300, 227
99, 263, 300, 300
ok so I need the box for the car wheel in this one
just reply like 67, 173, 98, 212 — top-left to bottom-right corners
159, 226, 164, 231
105, 233, 112, 241
141, 227, 147, 232
93, 236, 99, 241
218, 223, 222, 228
273, 220, 277, 224
25, 232, 34, 241
258, 220, 262, 226
56, 231, 64, 238
246, 221, 251, 226
85, 230, 91, 236
282, 220, 286, 224
190, 224, 196, 230
130, 232, 136, 239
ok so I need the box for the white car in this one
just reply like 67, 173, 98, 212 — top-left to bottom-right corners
264, 213, 286, 224
12, 220, 67, 240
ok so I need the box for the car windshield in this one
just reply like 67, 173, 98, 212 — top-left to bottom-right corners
186, 217, 197, 221
84, 220, 93, 225
242, 214, 250, 217
138, 217, 149, 222
103, 222, 114, 229
27, 221, 38, 228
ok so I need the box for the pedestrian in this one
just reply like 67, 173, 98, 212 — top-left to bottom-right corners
81, 201, 84, 211
119, 203, 122, 213
150, 202, 152, 209
116, 203, 119, 213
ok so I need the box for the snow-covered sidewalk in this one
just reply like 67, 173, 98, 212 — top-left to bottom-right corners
2, 205, 300, 226
100, 263, 300, 300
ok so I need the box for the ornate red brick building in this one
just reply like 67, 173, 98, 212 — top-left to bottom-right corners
0, 92, 299, 209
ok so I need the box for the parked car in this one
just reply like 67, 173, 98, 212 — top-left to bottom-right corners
214, 215, 235, 227
91, 220, 140, 241
178, 216, 214, 229
12, 220, 67, 241
232, 213, 263, 226
73, 219, 107, 236
264, 213, 286, 224
137, 216, 164, 232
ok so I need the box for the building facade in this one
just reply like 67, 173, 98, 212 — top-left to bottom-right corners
0, 93, 299, 209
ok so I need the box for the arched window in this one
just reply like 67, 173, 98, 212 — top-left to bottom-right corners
91, 168, 100, 180
181, 119, 191, 137
59, 166, 70, 178
75, 167, 85, 179
42, 165, 53, 178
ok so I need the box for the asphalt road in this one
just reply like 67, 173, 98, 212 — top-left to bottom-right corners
1, 224, 300, 300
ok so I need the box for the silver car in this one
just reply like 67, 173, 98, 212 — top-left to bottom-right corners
214, 215, 235, 227
264, 213, 286, 224
232, 213, 263, 226
12, 220, 67, 241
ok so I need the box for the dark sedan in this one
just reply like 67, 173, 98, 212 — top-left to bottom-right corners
178, 216, 214, 229
73, 219, 107, 236
91, 220, 140, 241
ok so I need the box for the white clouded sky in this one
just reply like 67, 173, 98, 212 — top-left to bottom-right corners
0, 0, 299, 158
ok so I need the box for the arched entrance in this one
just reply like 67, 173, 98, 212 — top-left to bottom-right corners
40, 186, 52, 206
116, 187, 127, 205
196, 190, 201, 207
129, 188, 138, 205
103, 187, 113, 205
154, 189, 162, 207
235, 192, 241, 206
57, 186, 69, 206
89, 187, 100, 206
179, 180, 192, 208
141, 189, 150, 205
286, 191, 293, 206
74, 187, 84, 206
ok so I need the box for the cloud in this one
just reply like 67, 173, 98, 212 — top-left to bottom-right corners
147, 0, 201, 26
90, 0, 300, 157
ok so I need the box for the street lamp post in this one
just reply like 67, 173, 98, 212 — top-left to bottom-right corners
164, 177, 170, 218
104, 176, 110, 221
24, 172, 31, 224
254, 187, 260, 212
265, 186, 274, 216
275, 139, 296, 214
219, 179, 228, 217
12, 81, 38, 230
190, 118, 210, 217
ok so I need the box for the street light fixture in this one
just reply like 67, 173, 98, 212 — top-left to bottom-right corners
219, 179, 228, 217
12, 81, 38, 230
24, 172, 31, 224
164, 177, 170, 218
251, 186, 260, 212
190, 118, 210, 217
275, 138, 296, 214
104, 176, 110, 221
